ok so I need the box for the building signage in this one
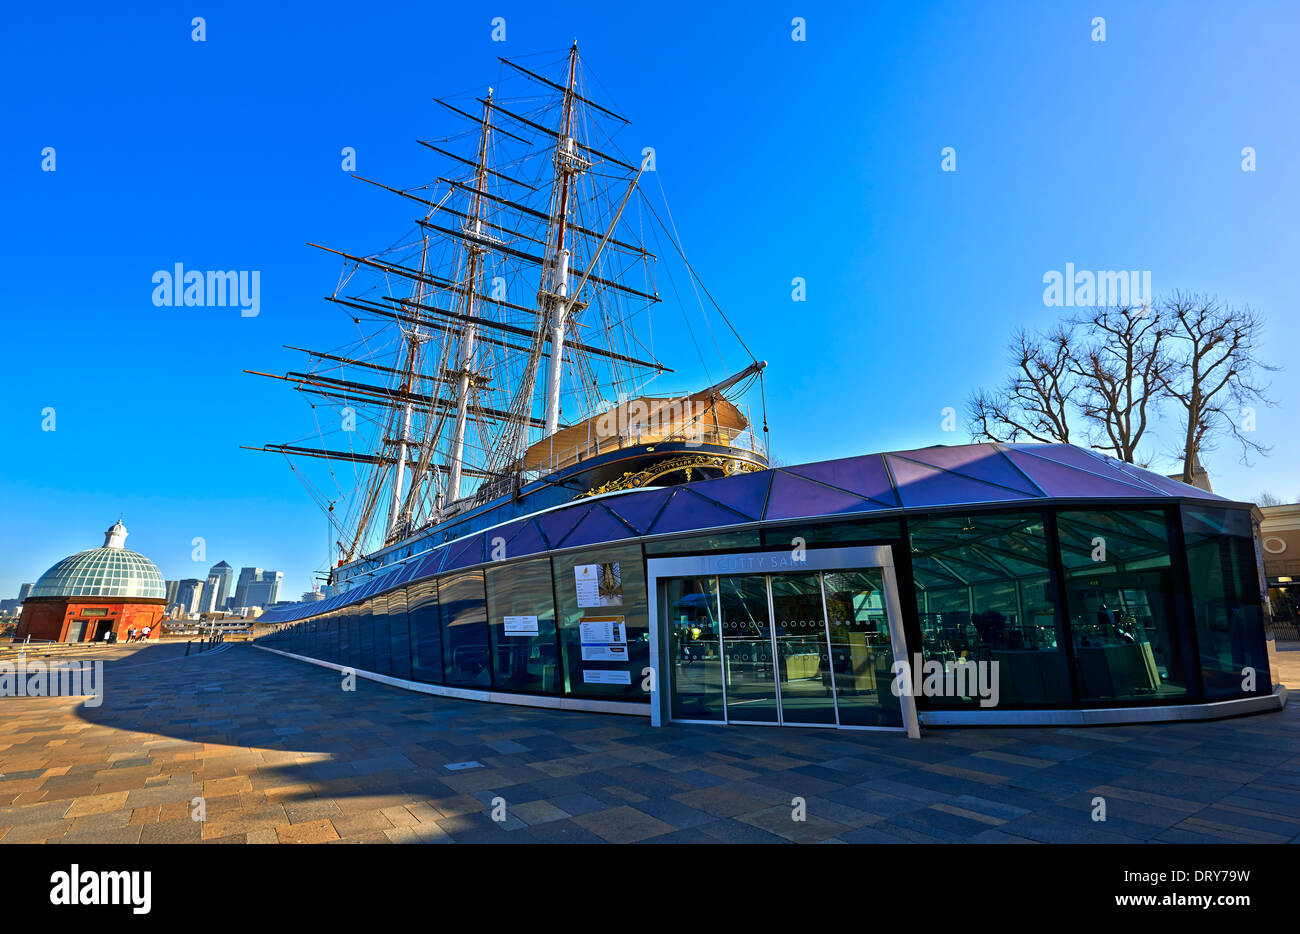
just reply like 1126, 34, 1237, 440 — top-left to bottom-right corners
583, 670, 631, 685
575, 562, 623, 608
503, 615, 539, 636
580, 615, 627, 661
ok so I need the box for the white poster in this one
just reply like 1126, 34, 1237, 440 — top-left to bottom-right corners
583, 670, 632, 685
503, 615, 539, 636
579, 615, 627, 661
574, 562, 623, 608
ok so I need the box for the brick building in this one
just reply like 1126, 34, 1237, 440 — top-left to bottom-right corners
17, 520, 167, 643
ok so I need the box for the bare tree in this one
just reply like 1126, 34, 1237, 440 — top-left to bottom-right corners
1160, 293, 1276, 483
968, 327, 1075, 443
1067, 303, 1170, 465
1257, 491, 1284, 507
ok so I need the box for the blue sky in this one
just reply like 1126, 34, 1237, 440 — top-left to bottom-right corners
3, 0, 1297, 599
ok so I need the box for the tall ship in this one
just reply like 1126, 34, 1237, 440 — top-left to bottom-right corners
257, 46, 1275, 735
248, 43, 770, 594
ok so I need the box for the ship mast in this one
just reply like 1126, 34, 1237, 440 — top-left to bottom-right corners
446, 90, 495, 500
383, 241, 429, 539
541, 42, 583, 437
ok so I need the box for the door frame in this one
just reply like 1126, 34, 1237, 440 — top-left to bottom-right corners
647, 545, 921, 737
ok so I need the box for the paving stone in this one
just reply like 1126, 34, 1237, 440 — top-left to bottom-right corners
0, 641, 1296, 845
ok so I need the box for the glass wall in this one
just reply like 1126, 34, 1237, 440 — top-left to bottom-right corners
769, 574, 837, 725
720, 575, 779, 723
357, 598, 375, 673
407, 578, 442, 684
439, 570, 491, 688
1182, 506, 1270, 697
664, 575, 722, 720
553, 543, 649, 701
372, 592, 392, 676
340, 603, 356, 669
823, 568, 899, 726
260, 501, 1268, 721
646, 531, 761, 555
911, 512, 1070, 707
1056, 509, 1188, 703
388, 588, 412, 681
762, 518, 903, 547
486, 557, 560, 694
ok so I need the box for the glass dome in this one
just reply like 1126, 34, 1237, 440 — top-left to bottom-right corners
30, 547, 166, 600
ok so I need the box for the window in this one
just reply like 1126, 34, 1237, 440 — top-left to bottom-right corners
388, 588, 412, 681
664, 575, 722, 720
1182, 506, 1269, 698
910, 511, 1071, 707
553, 543, 649, 701
1056, 509, 1189, 703
646, 531, 761, 556
372, 592, 392, 676
439, 571, 491, 688
408, 578, 443, 685
357, 599, 375, 672
762, 518, 903, 547
485, 558, 560, 694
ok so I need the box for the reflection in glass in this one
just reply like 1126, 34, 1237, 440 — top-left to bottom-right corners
439, 570, 491, 688
357, 599, 375, 672
770, 574, 836, 725
372, 592, 392, 676
1056, 509, 1187, 702
342, 603, 358, 669
666, 576, 723, 721
388, 588, 412, 681
407, 578, 442, 684
719, 575, 779, 723
822, 569, 901, 726
553, 544, 648, 700
486, 558, 560, 694
911, 512, 1069, 707
1182, 506, 1269, 697
646, 531, 761, 555
762, 519, 903, 547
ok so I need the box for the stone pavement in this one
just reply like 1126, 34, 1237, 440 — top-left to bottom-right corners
0, 641, 1297, 843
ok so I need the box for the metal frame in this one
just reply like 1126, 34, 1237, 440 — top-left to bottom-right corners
646, 545, 922, 737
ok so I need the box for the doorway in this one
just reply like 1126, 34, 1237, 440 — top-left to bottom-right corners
650, 546, 918, 733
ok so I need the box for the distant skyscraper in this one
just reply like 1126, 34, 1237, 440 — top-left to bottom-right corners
264, 570, 283, 605
235, 568, 282, 609
234, 567, 260, 608
165, 580, 181, 607
17, 583, 34, 603
206, 561, 233, 611
174, 579, 205, 616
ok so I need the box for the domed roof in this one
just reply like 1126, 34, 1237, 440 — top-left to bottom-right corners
29, 520, 166, 600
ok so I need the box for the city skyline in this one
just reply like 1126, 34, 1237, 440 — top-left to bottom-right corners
3, 1, 1298, 600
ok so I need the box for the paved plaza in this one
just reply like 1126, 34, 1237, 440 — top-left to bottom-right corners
0, 642, 1297, 844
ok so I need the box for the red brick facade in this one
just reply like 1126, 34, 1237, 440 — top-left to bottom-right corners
16, 597, 166, 643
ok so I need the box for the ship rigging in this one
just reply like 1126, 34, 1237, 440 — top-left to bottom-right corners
245, 43, 770, 588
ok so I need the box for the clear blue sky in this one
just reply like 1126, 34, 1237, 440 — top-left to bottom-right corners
3, 0, 1297, 599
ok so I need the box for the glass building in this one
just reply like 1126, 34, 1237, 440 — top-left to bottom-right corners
258, 443, 1280, 733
